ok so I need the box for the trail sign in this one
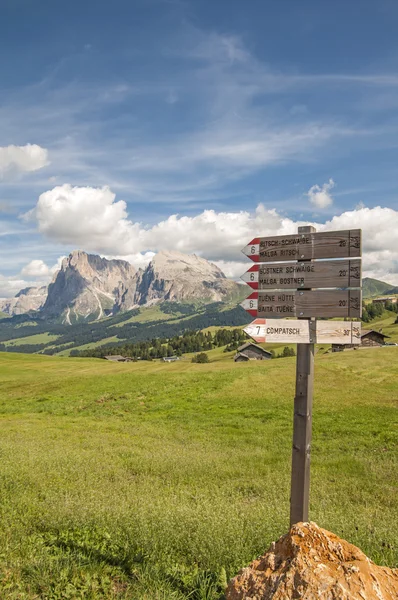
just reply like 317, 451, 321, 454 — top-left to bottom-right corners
242, 229, 361, 263
244, 318, 361, 345
241, 259, 361, 290
240, 225, 363, 528
241, 289, 362, 318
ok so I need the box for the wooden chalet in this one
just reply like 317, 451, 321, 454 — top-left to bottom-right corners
234, 342, 272, 362
234, 352, 250, 362
332, 329, 390, 352
373, 297, 397, 305
162, 356, 179, 363
103, 355, 133, 362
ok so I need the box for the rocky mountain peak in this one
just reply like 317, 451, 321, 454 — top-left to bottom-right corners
43, 250, 137, 322
115, 250, 237, 310
1, 249, 242, 321
62, 250, 134, 276
0, 285, 47, 315
226, 521, 398, 600
150, 250, 225, 279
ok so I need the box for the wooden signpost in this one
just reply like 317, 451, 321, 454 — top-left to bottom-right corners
240, 226, 362, 527
241, 289, 362, 318
242, 229, 361, 262
243, 318, 361, 345
241, 259, 361, 290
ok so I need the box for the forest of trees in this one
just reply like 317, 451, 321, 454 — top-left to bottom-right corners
0, 303, 249, 354
1, 299, 397, 356
362, 299, 398, 322
71, 328, 247, 360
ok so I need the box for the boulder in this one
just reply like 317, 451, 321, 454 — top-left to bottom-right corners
226, 521, 398, 600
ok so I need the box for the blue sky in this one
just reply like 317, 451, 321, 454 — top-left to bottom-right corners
1, 0, 398, 295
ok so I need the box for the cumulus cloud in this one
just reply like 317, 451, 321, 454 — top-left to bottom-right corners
307, 178, 335, 208
21, 259, 51, 278
0, 256, 67, 299
25, 184, 141, 251
25, 184, 398, 285
0, 144, 49, 175
0, 276, 31, 299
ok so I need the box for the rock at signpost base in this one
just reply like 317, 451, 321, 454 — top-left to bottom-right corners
226, 522, 398, 600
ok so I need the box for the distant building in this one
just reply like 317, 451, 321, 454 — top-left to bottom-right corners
162, 356, 179, 362
234, 342, 272, 362
332, 329, 390, 352
103, 355, 132, 362
373, 297, 397, 305
234, 352, 251, 362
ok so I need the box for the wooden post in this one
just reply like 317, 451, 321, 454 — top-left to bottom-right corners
290, 225, 315, 526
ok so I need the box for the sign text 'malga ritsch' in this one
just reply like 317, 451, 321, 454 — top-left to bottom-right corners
242, 229, 361, 263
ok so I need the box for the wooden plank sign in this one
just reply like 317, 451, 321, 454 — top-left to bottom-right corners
241, 259, 361, 290
242, 229, 361, 263
244, 318, 361, 345
241, 289, 362, 318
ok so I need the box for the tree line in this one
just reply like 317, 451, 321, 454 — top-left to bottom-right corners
362, 299, 398, 323
71, 328, 247, 359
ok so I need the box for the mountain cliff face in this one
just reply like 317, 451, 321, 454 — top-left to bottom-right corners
0, 286, 48, 316
115, 250, 240, 311
42, 251, 137, 323
2, 249, 242, 322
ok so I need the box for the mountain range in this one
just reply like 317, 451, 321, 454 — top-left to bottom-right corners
1, 250, 396, 325
0, 250, 242, 323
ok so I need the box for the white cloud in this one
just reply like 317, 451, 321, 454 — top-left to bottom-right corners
0, 255, 67, 299
0, 144, 49, 176
25, 184, 141, 252
307, 178, 335, 208
25, 184, 398, 286
108, 252, 156, 271
21, 259, 51, 278
0, 276, 32, 299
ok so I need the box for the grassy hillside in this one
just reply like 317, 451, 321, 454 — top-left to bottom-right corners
4, 332, 59, 347
0, 350, 396, 598
0, 301, 250, 355
362, 277, 395, 298
364, 310, 398, 342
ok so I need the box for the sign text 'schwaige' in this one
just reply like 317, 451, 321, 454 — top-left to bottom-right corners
241, 259, 361, 290
242, 229, 361, 263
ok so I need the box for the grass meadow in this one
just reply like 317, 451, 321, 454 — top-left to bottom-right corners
0, 349, 397, 598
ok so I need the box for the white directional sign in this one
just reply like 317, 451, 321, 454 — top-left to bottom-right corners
244, 318, 361, 345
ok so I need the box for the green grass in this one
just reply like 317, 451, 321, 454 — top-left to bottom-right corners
15, 321, 38, 329
113, 305, 181, 326
0, 350, 397, 598
364, 311, 398, 342
4, 332, 59, 347
57, 336, 126, 356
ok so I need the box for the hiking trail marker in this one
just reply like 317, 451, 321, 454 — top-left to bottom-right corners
240, 226, 362, 526
243, 319, 361, 345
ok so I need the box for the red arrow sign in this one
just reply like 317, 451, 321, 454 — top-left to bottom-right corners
241, 238, 260, 262
240, 265, 259, 289
240, 292, 259, 317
